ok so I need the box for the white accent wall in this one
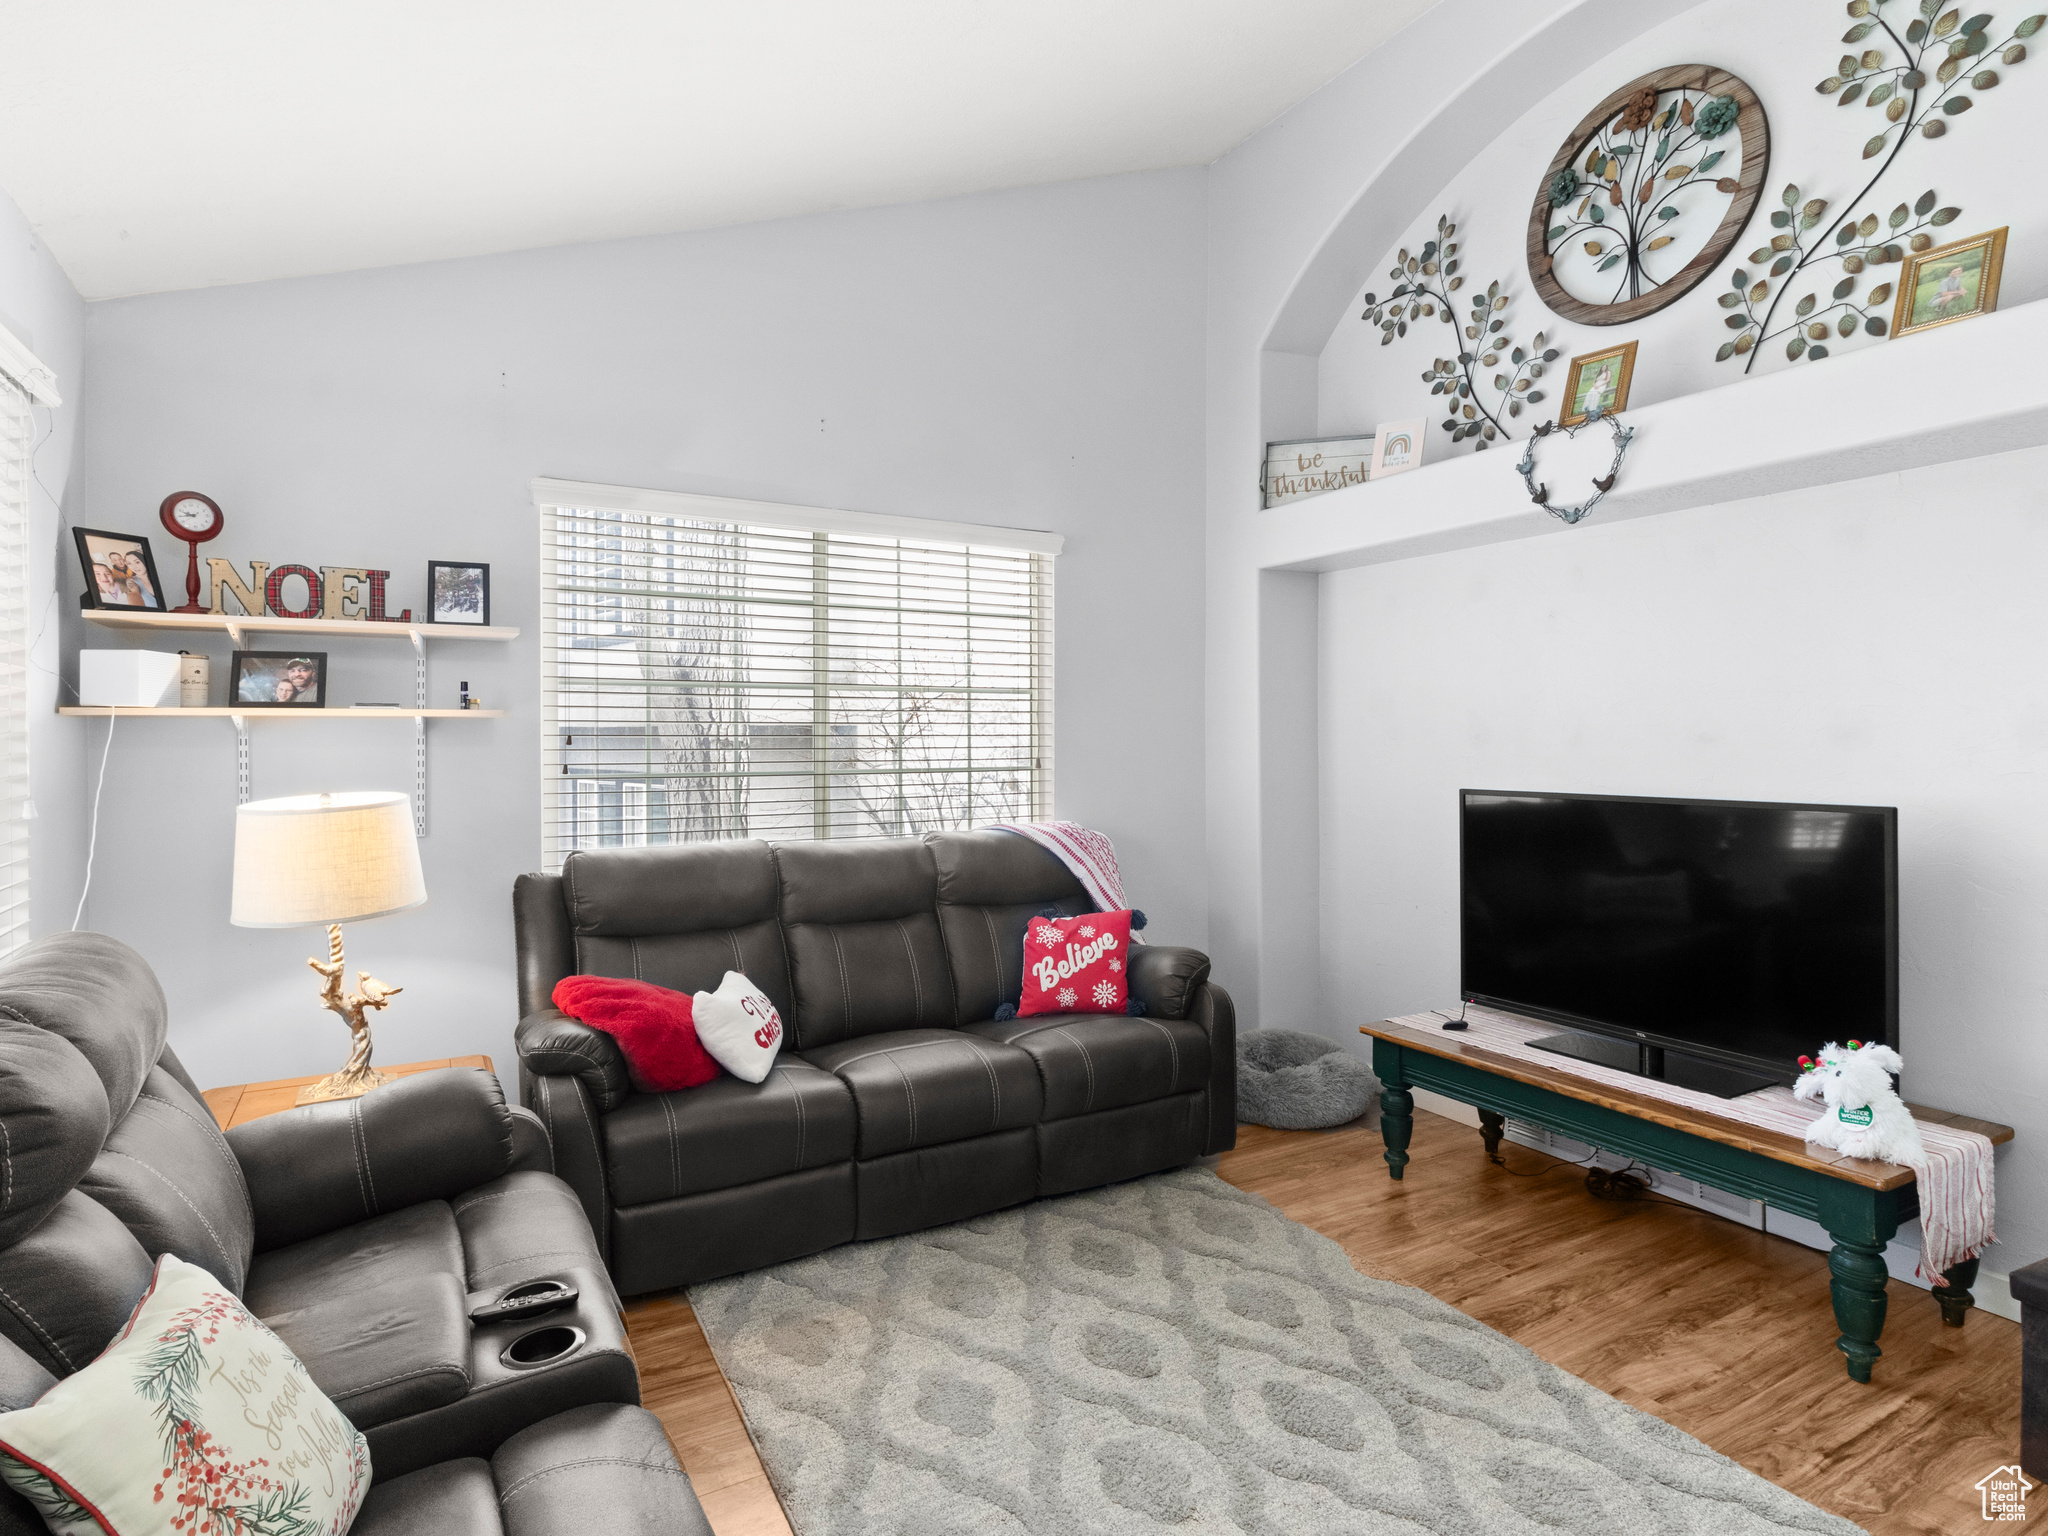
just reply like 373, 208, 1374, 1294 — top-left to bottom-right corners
70, 169, 1209, 1091
1205, 0, 2047, 1277
1320, 446, 2048, 1276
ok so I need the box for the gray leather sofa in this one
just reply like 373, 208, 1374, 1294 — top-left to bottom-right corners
0, 931, 710, 1535
514, 829, 1236, 1296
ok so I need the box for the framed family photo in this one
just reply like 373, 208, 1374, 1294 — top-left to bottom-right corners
1559, 341, 1637, 428
73, 528, 167, 611
428, 561, 490, 626
1893, 227, 2006, 340
230, 651, 327, 708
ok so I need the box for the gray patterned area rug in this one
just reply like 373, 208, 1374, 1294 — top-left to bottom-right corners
688, 1168, 1863, 1535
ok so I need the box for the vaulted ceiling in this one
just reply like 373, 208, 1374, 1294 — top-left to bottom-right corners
0, 0, 1440, 299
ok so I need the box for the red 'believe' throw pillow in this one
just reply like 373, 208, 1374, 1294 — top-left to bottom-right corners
1019, 910, 1133, 1016
552, 975, 722, 1091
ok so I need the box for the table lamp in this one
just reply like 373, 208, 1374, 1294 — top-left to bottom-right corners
230, 791, 427, 1104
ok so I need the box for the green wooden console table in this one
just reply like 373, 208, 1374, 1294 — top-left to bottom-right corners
1362, 1019, 2013, 1383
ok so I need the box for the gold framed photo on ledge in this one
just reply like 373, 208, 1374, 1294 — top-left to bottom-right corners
1558, 340, 1637, 427
1892, 227, 2006, 340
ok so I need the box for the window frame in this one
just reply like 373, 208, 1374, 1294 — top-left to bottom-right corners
533, 479, 1060, 869
0, 372, 33, 953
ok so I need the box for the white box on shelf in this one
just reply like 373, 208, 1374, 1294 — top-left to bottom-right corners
78, 650, 182, 707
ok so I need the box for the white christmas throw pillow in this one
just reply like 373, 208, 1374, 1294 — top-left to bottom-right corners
692, 970, 786, 1083
0, 1252, 370, 1536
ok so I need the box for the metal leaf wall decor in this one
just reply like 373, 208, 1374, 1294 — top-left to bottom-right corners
1361, 214, 1562, 451
1717, 0, 2041, 371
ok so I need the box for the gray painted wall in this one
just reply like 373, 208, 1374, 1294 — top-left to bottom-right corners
71, 168, 1209, 1093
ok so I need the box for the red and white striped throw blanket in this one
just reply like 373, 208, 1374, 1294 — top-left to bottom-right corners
988, 821, 1129, 911
1391, 1005, 1996, 1282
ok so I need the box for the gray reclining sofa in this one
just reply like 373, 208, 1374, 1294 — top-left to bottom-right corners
514, 829, 1237, 1296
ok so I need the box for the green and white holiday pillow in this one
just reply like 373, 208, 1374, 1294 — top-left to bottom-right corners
0, 1252, 370, 1535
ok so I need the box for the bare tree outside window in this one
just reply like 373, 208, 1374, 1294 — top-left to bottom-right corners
641, 525, 751, 840
542, 504, 1050, 867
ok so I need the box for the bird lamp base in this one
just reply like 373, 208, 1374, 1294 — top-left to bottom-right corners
295, 1065, 392, 1105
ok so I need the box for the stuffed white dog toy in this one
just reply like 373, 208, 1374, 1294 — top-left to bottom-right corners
1793, 1040, 1924, 1166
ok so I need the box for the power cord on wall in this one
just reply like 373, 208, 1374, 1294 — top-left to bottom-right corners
71, 706, 114, 930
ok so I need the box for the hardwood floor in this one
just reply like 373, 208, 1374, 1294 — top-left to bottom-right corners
625, 1290, 795, 1536
624, 1107, 2022, 1535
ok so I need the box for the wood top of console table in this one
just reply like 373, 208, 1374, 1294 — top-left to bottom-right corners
1361, 1019, 2012, 1193
203, 1055, 495, 1132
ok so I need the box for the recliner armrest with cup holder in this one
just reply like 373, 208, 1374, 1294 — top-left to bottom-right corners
0, 931, 709, 1533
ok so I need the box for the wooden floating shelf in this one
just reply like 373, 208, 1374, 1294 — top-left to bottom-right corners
81, 611, 519, 642
58, 706, 504, 719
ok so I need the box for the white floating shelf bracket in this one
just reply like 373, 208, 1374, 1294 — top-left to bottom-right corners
411, 628, 429, 836
230, 715, 249, 804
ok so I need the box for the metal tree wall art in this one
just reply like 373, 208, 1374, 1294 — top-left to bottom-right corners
1529, 65, 1771, 325
1361, 214, 1560, 451
1716, 0, 2041, 371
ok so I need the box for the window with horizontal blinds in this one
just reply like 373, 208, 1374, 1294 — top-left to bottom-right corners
540, 499, 1053, 868
0, 380, 28, 953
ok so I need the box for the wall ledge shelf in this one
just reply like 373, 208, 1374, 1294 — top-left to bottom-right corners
58, 706, 504, 719
80, 611, 518, 643
70, 611, 509, 829
1259, 296, 2048, 575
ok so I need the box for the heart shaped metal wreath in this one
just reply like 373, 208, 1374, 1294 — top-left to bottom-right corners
1516, 409, 1634, 525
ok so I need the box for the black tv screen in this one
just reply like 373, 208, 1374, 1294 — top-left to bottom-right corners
1460, 790, 1896, 1081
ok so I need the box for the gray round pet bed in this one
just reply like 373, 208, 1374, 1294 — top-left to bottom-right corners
1236, 1028, 1380, 1130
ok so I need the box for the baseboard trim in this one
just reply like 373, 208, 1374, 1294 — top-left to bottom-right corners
1412, 1087, 1479, 1126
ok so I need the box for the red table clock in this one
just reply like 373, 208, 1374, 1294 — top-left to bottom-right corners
158, 492, 224, 613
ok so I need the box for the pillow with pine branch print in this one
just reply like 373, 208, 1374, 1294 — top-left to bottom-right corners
0, 1253, 369, 1536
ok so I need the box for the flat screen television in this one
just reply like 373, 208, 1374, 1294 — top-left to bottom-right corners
1460, 790, 1897, 1097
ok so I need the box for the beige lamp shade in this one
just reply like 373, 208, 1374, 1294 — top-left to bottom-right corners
230, 791, 427, 928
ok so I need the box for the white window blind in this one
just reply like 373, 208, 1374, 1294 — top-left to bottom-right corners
538, 487, 1055, 869
0, 377, 30, 953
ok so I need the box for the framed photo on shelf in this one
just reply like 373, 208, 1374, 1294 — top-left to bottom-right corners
1893, 227, 2006, 340
1559, 340, 1637, 427
427, 561, 490, 626
1370, 418, 1427, 480
230, 651, 327, 708
73, 528, 167, 611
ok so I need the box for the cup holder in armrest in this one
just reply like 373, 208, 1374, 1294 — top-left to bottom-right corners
501, 1325, 585, 1370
